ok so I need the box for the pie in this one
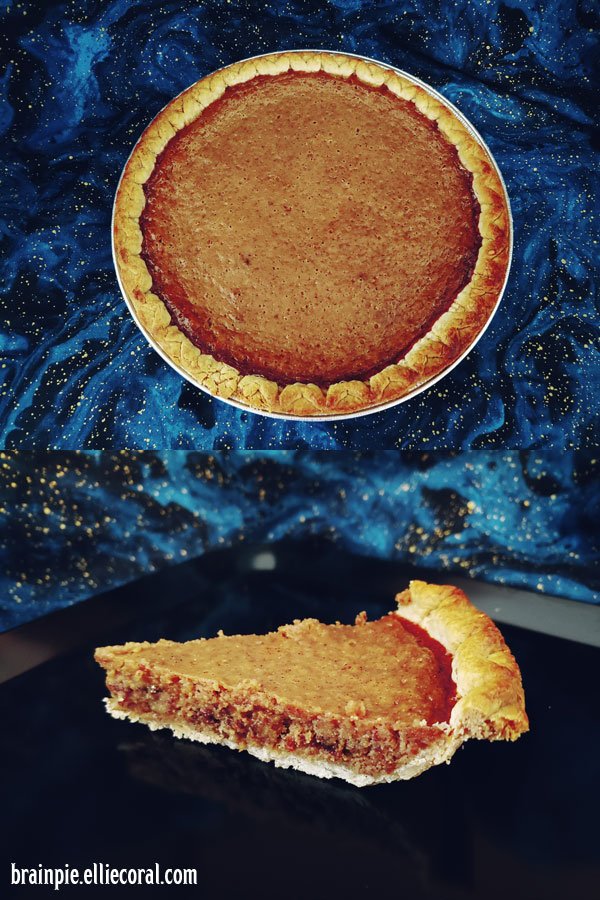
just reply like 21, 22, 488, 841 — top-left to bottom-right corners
113, 51, 511, 417
95, 581, 528, 786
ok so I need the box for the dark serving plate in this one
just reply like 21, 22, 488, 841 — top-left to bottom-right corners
1, 542, 598, 898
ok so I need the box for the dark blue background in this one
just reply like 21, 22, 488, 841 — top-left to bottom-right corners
1, 449, 598, 632
1, 0, 598, 449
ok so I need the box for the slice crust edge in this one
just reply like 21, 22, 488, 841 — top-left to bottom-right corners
395, 580, 529, 742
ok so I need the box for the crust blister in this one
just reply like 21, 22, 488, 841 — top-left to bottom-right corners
114, 51, 511, 417
326, 380, 371, 411
279, 383, 325, 415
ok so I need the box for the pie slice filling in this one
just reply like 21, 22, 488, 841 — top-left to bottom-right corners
95, 581, 528, 787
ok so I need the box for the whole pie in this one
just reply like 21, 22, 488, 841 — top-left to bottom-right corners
114, 51, 510, 416
95, 581, 528, 786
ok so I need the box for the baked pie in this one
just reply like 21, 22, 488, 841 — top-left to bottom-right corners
95, 581, 528, 786
113, 51, 511, 418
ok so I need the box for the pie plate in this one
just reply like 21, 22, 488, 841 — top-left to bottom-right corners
112, 50, 513, 422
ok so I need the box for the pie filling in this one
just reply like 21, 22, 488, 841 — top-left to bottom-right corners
97, 615, 457, 778
140, 70, 482, 387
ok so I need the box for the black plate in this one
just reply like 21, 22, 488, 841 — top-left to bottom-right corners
1, 542, 599, 898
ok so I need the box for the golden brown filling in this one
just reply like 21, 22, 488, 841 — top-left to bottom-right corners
101, 615, 455, 726
140, 71, 481, 386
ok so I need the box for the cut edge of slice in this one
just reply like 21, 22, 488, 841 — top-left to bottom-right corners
103, 696, 462, 788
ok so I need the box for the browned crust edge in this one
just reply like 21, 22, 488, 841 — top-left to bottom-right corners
394, 580, 528, 742
114, 51, 510, 417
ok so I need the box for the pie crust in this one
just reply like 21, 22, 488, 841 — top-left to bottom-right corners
95, 581, 527, 787
114, 52, 510, 418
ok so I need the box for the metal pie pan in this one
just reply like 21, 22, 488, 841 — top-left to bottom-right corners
112, 49, 513, 423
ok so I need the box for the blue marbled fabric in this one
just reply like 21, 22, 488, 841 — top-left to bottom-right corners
1, 0, 598, 449
0, 449, 598, 631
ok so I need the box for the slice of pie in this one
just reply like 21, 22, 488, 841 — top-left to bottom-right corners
95, 581, 527, 787
114, 51, 511, 417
